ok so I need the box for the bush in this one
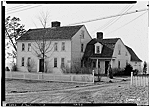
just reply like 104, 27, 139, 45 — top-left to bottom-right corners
81, 67, 92, 74
5, 67, 10, 71
11, 64, 17, 71
112, 68, 124, 76
132, 69, 139, 75
124, 64, 133, 76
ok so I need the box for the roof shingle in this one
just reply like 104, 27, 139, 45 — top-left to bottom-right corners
125, 46, 142, 62
17, 25, 83, 41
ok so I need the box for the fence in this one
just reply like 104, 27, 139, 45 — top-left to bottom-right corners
5, 71, 94, 83
131, 72, 149, 87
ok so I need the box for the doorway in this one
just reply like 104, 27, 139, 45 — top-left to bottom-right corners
105, 61, 109, 74
39, 59, 44, 72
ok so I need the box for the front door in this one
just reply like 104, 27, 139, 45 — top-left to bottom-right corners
105, 61, 109, 74
39, 59, 44, 72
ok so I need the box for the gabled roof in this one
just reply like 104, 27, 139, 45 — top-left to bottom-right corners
83, 38, 115, 59
125, 46, 142, 62
17, 25, 84, 41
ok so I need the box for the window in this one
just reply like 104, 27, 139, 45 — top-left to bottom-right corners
54, 58, 57, 67
92, 60, 96, 68
22, 43, 25, 51
27, 57, 31, 66
118, 61, 120, 69
96, 46, 100, 53
41, 43, 44, 51
80, 30, 84, 39
125, 52, 128, 56
22, 57, 24, 66
126, 60, 128, 66
61, 42, 65, 51
61, 58, 65, 67
118, 45, 121, 55
54, 43, 58, 51
28, 43, 31, 51
81, 44, 84, 52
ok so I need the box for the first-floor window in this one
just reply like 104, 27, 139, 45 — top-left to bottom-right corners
27, 57, 31, 66
61, 58, 65, 67
54, 58, 57, 67
22, 57, 24, 66
118, 61, 120, 69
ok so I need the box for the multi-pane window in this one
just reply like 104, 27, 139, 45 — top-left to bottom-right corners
27, 57, 31, 66
81, 44, 84, 52
61, 42, 65, 51
118, 61, 120, 69
41, 43, 44, 51
125, 52, 128, 56
54, 58, 57, 67
54, 43, 58, 51
61, 58, 65, 67
28, 43, 31, 51
96, 46, 100, 53
22, 57, 24, 66
80, 30, 84, 39
118, 45, 121, 55
22, 43, 25, 51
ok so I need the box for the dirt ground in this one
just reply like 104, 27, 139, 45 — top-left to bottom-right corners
5, 77, 149, 105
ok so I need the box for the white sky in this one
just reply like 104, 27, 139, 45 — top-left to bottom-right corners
5, 1, 149, 63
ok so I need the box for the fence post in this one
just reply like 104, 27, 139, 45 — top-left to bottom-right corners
131, 72, 133, 86
92, 70, 94, 83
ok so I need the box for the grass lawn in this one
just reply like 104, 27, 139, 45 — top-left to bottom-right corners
5, 79, 88, 94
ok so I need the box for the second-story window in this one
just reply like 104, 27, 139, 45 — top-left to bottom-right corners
125, 52, 128, 56
22, 43, 25, 51
118, 45, 121, 55
54, 43, 58, 51
28, 43, 31, 51
96, 46, 100, 53
81, 44, 84, 52
61, 42, 65, 51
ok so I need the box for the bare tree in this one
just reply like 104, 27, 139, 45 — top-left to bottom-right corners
31, 11, 53, 73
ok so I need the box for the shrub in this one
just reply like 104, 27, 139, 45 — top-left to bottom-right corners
124, 64, 133, 76
61, 64, 71, 74
11, 64, 17, 71
5, 67, 10, 71
112, 68, 124, 76
81, 67, 92, 74
132, 69, 139, 75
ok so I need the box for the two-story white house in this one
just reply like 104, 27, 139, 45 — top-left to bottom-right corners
17, 21, 92, 74
82, 32, 142, 74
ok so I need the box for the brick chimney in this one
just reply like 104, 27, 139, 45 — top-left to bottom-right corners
97, 32, 103, 40
51, 21, 61, 27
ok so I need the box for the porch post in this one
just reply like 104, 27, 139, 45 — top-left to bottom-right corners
37, 59, 39, 72
96, 59, 98, 73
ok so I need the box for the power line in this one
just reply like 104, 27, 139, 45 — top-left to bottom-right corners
6, 5, 42, 14
90, 5, 130, 35
7, 5, 24, 10
68, 8, 148, 26
105, 11, 147, 36
101, 5, 130, 30
7, 5, 32, 12
102, 5, 134, 31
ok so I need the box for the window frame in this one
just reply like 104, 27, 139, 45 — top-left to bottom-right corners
22, 43, 25, 51
28, 43, 31, 51
61, 58, 65, 68
54, 42, 58, 51
61, 42, 65, 51
81, 43, 84, 52
21, 57, 25, 66
54, 58, 57, 67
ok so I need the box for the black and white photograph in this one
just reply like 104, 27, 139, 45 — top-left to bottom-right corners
3, 1, 149, 106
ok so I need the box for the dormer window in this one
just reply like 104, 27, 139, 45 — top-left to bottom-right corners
96, 46, 100, 53
95, 42, 103, 54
